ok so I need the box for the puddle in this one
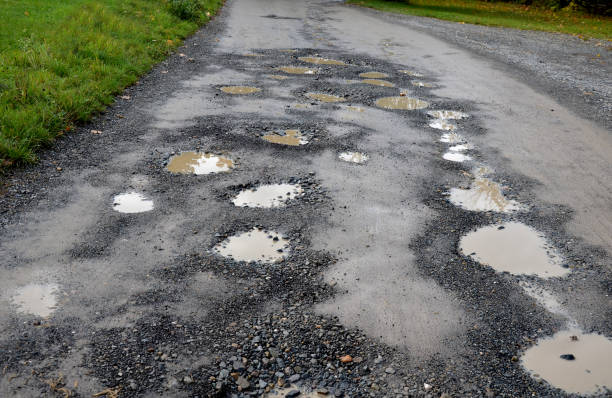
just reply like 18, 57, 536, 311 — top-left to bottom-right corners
361, 79, 394, 87
449, 178, 523, 213
11, 283, 60, 318
346, 106, 365, 112
112, 192, 154, 214
412, 81, 434, 88
519, 281, 571, 319
399, 70, 424, 77
262, 130, 308, 146
429, 119, 456, 131
306, 93, 346, 103
427, 110, 469, 120
339, 151, 369, 164
375, 97, 429, 110
166, 152, 234, 174
449, 144, 471, 152
440, 132, 465, 144
359, 71, 388, 78
268, 75, 289, 80
293, 103, 311, 109
212, 228, 290, 263
298, 56, 345, 65
277, 66, 317, 75
459, 222, 569, 277
522, 329, 612, 395
232, 183, 303, 208
220, 86, 261, 94
443, 152, 472, 162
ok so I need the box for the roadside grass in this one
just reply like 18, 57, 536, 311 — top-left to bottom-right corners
346, 0, 611, 40
0, 0, 223, 165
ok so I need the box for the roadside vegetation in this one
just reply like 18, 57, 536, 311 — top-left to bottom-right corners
0, 0, 223, 166
347, 0, 611, 39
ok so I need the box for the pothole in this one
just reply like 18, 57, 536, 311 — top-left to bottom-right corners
449, 144, 471, 152
232, 183, 304, 208
521, 329, 612, 395
399, 70, 424, 77
339, 151, 369, 164
411, 81, 434, 88
220, 86, 261, 94
211, 228, 290, 263
166, 152, 234, 175
375, 97, 429, 110
268, 75, 289, 80
298, 56, 345, 65
429, 119, 456, 131
361, 79, 394, 87
443, 152, 472, 162
112, 192, 154, 214
306, 93, 346, 103
440, 132, 465, 144
427, 110, 469, 120
359, 71, 388, 79
277, 66, 317, 75
459, 222, 569, 277
11, 283, 60, 318
262, 130, 308, 146
448, 178, 523, 213
346, 106, 365, 112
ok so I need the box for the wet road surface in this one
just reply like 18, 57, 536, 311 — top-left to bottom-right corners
1, 0, 611, 396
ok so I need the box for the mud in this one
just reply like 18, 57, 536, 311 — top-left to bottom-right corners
361, 79, 394, 87
359, 71, 388, 79
262, 129, 308, 146
220, 86, 261, 94
375, 96, 428, 110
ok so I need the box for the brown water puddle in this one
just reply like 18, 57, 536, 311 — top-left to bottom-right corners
428, 110, 469, 120
166, 152, 234, 175
375, 96, 428, 110
522, 329, 612, 395
429, 119, 457, 131
268, 75, 290, 80
112, 192, 154, 214
232, 183, 303, 208
298, 56, 345, 65
359, 71, 388, 79
306, 93, 346, 103
212, 228, 290, 263
361, 79, 394, 87
262, 130, 308, 146
277, 66, 317, 75
399, 70, 424, 77
12, 283, 60, 318
449, 178, 523, 213
220, 86, 261, 94
339, 151, 369, 164
459, 222, 569, 278
346, 105, 365, 112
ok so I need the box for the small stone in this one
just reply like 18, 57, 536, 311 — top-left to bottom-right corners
511, 356, 518, 362
236, 376, 250, 390
560, 354, 575, 360
385, 367, 395, 374
317, 388, 330, 395
424, 383, 432, 392
340, 355, 352, 363
288, 374, 301, 383
352, 356, 363, 363
374, 355, 384, 364
286, 390, 301, 398
183, 376, 193, 384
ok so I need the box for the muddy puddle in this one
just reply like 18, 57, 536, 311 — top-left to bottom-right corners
359, 71, 388, 79
440, 132, 465, 144
112, 192, 154, 214
277, 66, 317, 75
460, 222, 569, 277
212, 228, 290, 263
166, 152, 234, 175
428, 110, 469, 120
449, 178, 523, 213
399, 70, 424, 77
232, 183, 303, 208
361, 79, 394, 87
220, 86, 261, 94
429, 119, 457, 131
412, 81, 434, 88
262, 130, 308, 146
522, 329, 612, 395
339, 151, 369, 164
306, 93, 346, 103
268, 75, 289, 80
375, 96, 429, 110
443, 152, 472, 162
11, 283, 60, 318
298, 56, 345, 65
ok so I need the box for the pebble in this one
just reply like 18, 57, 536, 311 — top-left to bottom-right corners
385, 367, 395, 374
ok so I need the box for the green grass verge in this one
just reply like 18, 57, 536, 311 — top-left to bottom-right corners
346, 0, 611, 40
0, 0, 223, 165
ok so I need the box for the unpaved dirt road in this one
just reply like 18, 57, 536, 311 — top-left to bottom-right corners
1, 1, 611, 397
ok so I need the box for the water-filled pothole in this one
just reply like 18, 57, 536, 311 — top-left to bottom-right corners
112, 192, 154, 214
346, 106, 365, 112
440, 132, 465, 144
412, 81, 434, 88
220, 86, 261, 94
268, 75, 289, 80
232, 183, 303, 208
306, 93, 346, 103
277, 66, 317, 75
359, 71, 388, 79
522, 330, 612, 395
375, 97, 429, 110
427, 110, 469, 120
443, 152, 472, 162
11, 283, 60, 318
166, 152, 234, 175
298, 56, 345, 65
459, 222, 569, 277
212, 228, 290, 263
429, 119, 456, 131
339, 151, 369, 164
399, 70, 423, 77
262, 130, 308, 146
361, 79, 394, 87
449, 144, 471, 152
449, 178, 523, 213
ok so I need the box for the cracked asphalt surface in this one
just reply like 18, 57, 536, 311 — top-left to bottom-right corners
0, 0, 610, 397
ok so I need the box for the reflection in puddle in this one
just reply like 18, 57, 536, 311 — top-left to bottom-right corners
429, 119, 456, 131
359, 71, 388, 79
262, 130, 308, 146
428, 110, 469, 120
306, 93, 346, 103
459, 222, 568, 277
298, 56, 345, 65
412, 81, 434, 88
277, 66, 317, 75
268, 75, 289, 80
167, 152, 234, 175
449, 178, 523, 213
12, 283, 60, 317
361, 79, 394, 87
449, 144, 471, 152
232, 183, 303, 208
440, 132, 465, 144
112, 192, 154, 214
443, 152, 471, 162
375, 97, 428, 110
220, 86, 261, 94
522, 330, 612, 395
399, 70, 424, 77
339, 151, 369, 164
212, 228, 290, 263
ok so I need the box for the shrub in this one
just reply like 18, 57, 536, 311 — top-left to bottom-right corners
168, 0, 207, 21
